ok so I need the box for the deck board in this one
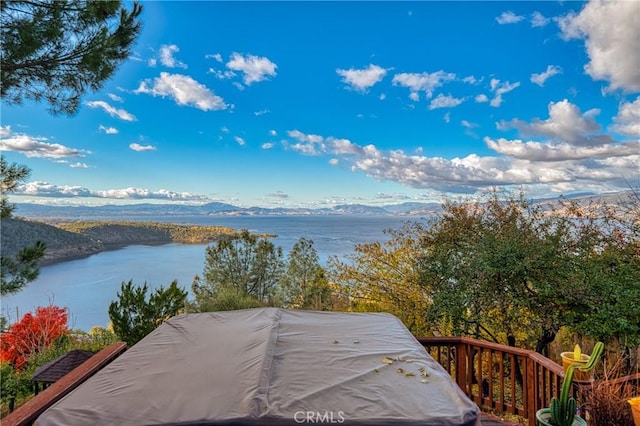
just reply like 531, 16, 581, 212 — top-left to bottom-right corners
480, 412, 524, 425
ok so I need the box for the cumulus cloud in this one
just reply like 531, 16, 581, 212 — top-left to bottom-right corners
557, 0, 640, 91
531, 11, 550, 28
269, 130, 277, 136
135, 72, 227, 111
98, 125, 118, 135
485, 137, 639, 161
531, 65, 562, 86
158, 44, 187, 68
475, 94, 489, 103
262, 142, 275, 149
85, 101, 136, 121
336, 64, 388, 92
392, 70, 456, 99
610, 96, 640, 136
428, 94, 464, 110
226, 53, 277, 85
129, 143, 156, 152
69, 162, 89, 168
497, 99, 608, 146
234, 136, 246, 146
286, 130, 325, 155
463, 76, 481, 85
0, 129, 88, 159
17, 182, 210, 201
489, 79, 520, 107
496, 11, 524, 24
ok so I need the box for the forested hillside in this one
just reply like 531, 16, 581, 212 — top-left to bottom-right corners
1, 218, 238, 265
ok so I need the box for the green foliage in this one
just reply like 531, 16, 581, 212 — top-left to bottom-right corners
1, 241, 46, 295
1, 156, 29, 218
191, 229, 284, 310
549, 342, 604, 426
187, 284, 264, 312
108, 280, 187, 346
278, 238, 333, 310
417, 192, 639, 353
1, 0, 143, 115
0, 156, 46, 295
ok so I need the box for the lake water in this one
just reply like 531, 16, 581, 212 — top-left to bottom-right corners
1, 216, 417, 331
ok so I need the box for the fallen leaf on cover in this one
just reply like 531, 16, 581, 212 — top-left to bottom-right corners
421, 379, 429, 384
382, 357, 394, 364
404, 371, 416, 377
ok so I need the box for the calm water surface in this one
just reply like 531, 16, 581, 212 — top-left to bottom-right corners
2, 216, 416, 330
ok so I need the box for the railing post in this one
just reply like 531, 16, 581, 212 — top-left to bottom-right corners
456, 341, 468, 394
526, 357, 537, 426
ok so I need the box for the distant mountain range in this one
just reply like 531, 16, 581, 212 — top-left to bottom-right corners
13, 190, 634, 219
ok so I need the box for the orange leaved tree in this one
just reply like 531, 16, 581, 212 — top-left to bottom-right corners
0, 306, 69, 369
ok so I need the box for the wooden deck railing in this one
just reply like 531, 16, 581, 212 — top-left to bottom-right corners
418, 336, 564, 426
1, 341, 127, 426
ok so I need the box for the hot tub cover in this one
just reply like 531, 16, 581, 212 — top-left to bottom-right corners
36, 308, 480, 426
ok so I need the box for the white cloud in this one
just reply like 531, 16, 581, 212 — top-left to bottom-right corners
392, 71, 456, 99
443, 112, 451, 123
379, 93, 386, 100
206, 53, 223, 62
475, 94, 489, 103
531, 65, 562, 86
158, 44, 187, 68
69, 162, 89, 169
531, 11, 550, 28
234, 136, 246, 146
485, 137, 639, 161
489, 79, 520, 107
129, 143, 156, 152
254, 109, 270, 116
286, 130, 326, 155
428, 94, 464, 110
98, 125, 118, 135
85, 101, 136, 121
496, 11, 524, 24
610, 96, 640, 136
557, 0, 640, 91
107, 93, 124, 102
0, 130, 88, 159
461, 120, 479, 128
497, 99, 608, 146
329, 158, 339, 166
221, 126, 230, 133
462, 76, 481, 85
226, 52, 277, 85
148, 58, 157, 67
269, 129, 277, 136
208, 68, 236, 80
135, 72, 227, 111
17, 182, 210, 201
0, 125, 11, 137
336, 64, 388, 92
409, 92, 420, 102
262, 142, 275, 149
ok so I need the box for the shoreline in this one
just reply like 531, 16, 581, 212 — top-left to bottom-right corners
39, 239, 214, 267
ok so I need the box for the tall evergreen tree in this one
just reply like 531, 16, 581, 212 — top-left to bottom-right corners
1, 0, 143, 115
0, 156, 46, 295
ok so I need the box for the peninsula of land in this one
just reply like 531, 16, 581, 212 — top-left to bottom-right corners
0, 218, 239, 265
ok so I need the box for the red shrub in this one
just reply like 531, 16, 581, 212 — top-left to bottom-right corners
0, 306, 69, 369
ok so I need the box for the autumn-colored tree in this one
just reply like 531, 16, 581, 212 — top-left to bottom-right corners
328, 221, 432, 335
0, 306, 68, 369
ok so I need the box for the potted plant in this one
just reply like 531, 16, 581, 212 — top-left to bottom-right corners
536, 341, 604, 426
561, 344, 591, 381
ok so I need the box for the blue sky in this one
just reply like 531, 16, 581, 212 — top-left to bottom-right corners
1, 0, 639, 208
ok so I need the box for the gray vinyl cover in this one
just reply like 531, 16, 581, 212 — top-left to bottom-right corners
35, 308, 480, 426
